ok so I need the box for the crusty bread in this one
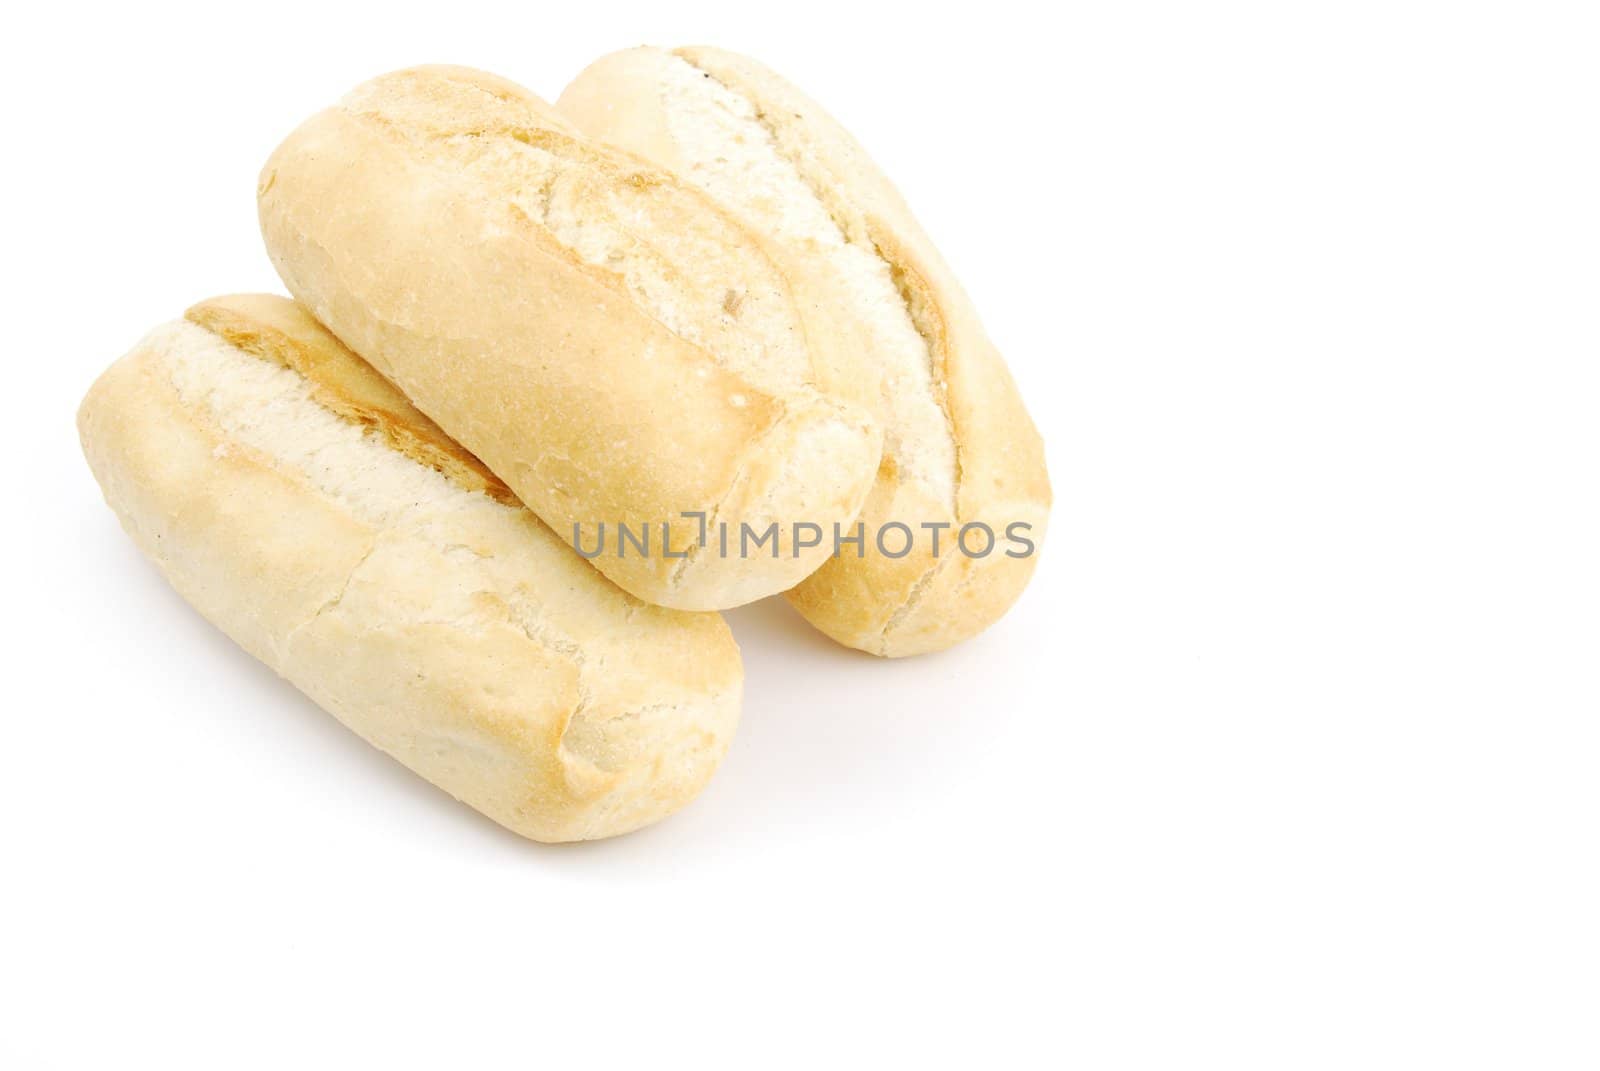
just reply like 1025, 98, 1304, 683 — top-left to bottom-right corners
77, 294, 742, 843
559, 47, 1052, 656
258, 66, 882, 611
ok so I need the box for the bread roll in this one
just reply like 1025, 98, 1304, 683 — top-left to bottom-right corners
77, 294, 742, 843
559, 47, 1052, 657
258, 65, 882, 612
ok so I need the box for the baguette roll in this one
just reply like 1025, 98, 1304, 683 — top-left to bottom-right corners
257, 66, 882, 611
77, 295, 742, 843
559, 47, 1052, 656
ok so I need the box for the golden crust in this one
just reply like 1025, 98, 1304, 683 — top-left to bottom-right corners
560, 47, 1053, 656
78, 295, 743, 842
258, 66, 882, 611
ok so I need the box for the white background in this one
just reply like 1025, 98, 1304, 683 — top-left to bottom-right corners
4, 1, 1596, 1066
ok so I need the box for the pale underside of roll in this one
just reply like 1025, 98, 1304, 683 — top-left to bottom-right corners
559, 46, 1053, 657
258, 65, 883, 612
77, 294, 742, 843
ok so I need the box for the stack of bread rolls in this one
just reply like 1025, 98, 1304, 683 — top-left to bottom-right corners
79, 50, 1050, 842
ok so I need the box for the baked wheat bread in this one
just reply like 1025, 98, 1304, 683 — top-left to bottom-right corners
559, 47, 1052, 656
77, 294, 742, 843
258, 65, 882, 611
